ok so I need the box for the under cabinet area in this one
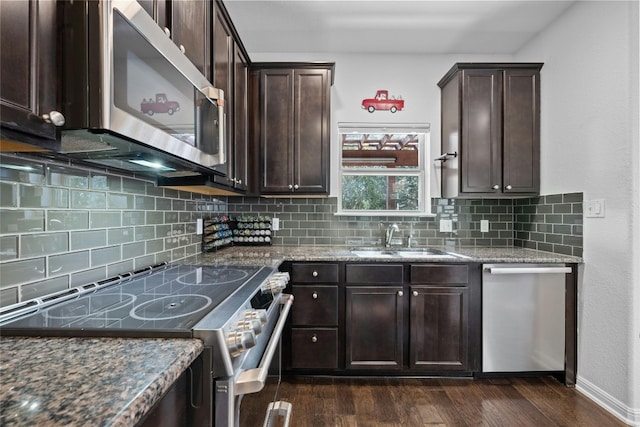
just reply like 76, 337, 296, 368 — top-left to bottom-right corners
282, 261, 481, 376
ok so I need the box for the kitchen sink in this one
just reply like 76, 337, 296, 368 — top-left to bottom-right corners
349, 247, 470, 259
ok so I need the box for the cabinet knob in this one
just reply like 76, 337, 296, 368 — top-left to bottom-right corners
412, 291, 418, 297
492, 185, 499, 190
179, 44, 185, 54
311, 335, 318, 343
163, 27, 171, 37
293, 184, 299, 190
312, 291, 318, 299
288, 184, 293, 190
505, 185, 513, 190
312, 271, 318, 277
237, 179, 242, 185
41, 111, 65, 127
398, 290, 403, 297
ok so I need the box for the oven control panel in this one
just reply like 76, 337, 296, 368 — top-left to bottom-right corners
224, 272, 290, 358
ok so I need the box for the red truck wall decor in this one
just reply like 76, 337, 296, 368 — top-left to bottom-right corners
362, 89, 404, 113
141, 93, 181, 116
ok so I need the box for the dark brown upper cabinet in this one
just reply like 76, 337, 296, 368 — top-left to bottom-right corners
210, 3, 249, 192
0, 0, 61, 151
139, 0, 210, 80
253, 63, 334, 195
438, 63, 543, 198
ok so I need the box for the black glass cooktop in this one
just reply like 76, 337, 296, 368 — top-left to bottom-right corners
0, 264, 265, 337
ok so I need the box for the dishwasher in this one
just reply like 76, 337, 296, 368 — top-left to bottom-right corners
482, 263, 572, 373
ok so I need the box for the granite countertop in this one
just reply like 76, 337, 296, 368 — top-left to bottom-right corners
0, 337, 203, 427
184, 245, 583, 267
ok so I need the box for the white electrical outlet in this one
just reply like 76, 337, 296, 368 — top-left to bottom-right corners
272, 217, 280, 231
439, 219, 453, 232
196, 218, 203, 235
480, 220, 489, 233
584, 199, 605, 218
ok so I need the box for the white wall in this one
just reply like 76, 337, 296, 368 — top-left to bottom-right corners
516, 1, 640, 424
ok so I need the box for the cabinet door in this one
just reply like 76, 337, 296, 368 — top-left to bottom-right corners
259, 69, 294, 193
291, 285, 338, 326
346, 286, 403, 370
410, 286, 469, 371
212, 5, 233, 179
0, 0, 59, 143
293, 68, 331, 193
503, 69, 540, 194
460, 69, 503, 194
232, 44, 248, 191
291, 328, 338, 370
138, 0, 168, 34
171, 1, 210, 79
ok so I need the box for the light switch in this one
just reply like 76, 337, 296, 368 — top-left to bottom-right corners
196, 218, 203, 235
480, 220, 489, 233
272, 217, 280, 231
584, 199, 605, 218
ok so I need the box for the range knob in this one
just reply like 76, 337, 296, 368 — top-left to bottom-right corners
237, 318, 263, 335
227, 329, 257, 357
245, 309, 268, 325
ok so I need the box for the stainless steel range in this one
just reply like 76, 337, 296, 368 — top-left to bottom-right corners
0, 263, 293, 427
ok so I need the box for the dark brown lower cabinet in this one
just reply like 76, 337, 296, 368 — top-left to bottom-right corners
284, 262, 481, 375
290, 328, 338, 369
410, 286, 469, 371
345, 286, 403, 370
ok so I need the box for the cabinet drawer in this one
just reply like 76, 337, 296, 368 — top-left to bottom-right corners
291, 263, 339, 283
291, 328, 338, 369
345, 264, 403, 284
410, 264, 468, 284
291, 285, 338, 326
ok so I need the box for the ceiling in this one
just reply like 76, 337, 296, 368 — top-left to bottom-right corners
222, 0, 576, 55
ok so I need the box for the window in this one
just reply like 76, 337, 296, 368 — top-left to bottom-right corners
337, 123, 432, 216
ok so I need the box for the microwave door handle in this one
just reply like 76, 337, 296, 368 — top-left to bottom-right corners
201, 86, 226, 165
234, 294, 294, 396
218, 103, 226, 165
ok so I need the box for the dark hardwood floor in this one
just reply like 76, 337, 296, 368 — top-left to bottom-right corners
240, 376, 625, 426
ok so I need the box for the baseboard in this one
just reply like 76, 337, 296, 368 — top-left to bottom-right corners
576, 376, 640, 426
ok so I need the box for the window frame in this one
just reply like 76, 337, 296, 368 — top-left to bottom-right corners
336, 123, 433, 217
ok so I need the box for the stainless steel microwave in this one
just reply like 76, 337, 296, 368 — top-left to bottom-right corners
58, 0, 225, 176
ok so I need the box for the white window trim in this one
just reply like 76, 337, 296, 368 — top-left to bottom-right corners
335, 122, 434, 217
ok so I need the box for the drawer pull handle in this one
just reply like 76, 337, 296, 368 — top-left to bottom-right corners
398, 290, 403, 297
311, 335, 318, 343
312, 292, 318, 299
312, 271, 318, 277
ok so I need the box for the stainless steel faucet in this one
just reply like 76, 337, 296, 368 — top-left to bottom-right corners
385, 223, 400, 248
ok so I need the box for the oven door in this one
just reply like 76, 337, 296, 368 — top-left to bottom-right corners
215, 294, 293, 427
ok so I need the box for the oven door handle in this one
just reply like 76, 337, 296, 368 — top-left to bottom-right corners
234, 293, 294, 396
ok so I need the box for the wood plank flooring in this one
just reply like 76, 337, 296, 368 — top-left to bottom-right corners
239, 376, 625, 427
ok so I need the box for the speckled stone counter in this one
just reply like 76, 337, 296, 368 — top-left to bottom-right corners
184, 245, 582, 267
0, 337, 203, 427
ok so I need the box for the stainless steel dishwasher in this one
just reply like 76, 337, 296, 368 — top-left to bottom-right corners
482, 264, 572, 372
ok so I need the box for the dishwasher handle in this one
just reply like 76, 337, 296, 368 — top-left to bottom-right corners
484, 266, 572, 275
